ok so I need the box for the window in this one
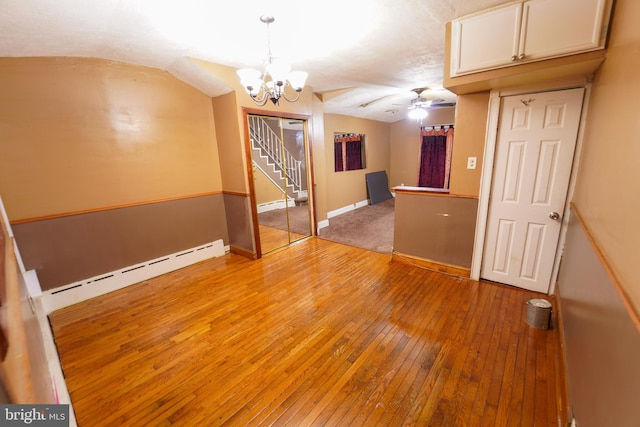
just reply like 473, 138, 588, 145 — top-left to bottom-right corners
418, 125, 454, 189
334, 133, 366, 172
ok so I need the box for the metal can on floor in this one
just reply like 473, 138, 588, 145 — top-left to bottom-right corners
526, 298, 552, 329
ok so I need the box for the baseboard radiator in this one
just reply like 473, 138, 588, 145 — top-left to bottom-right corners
41, 239, 225, 313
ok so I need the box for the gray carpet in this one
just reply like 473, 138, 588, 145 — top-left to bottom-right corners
258, 205, 312, 236
319, 198, 394, 254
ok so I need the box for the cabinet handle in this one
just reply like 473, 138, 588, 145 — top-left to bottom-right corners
518, 53, 525, 60
511, 55, 518, 61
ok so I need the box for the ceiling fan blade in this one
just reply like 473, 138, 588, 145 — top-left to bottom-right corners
359, 94, 398, 108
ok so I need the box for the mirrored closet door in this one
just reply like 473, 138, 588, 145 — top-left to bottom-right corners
247, 113, 312, 256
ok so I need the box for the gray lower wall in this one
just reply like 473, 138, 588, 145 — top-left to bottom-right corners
557, 210, 640, 427
393, 192, 478, 268
223, 192, 255, 255
13, 193, 229, 291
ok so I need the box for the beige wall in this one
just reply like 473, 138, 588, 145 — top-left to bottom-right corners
449, 92, 490, 196
572, 0, 640, 313
310, 94, 328, 224
0, 57, 222, 221
254, 168, 285, 205
14, 194, 228, 290
212, 91, 247, 194
393, 192, 478, 268
0, 57, 230, 289
389, 108, 456, 188
557, 211, 640, 426
323, 114, 391, 212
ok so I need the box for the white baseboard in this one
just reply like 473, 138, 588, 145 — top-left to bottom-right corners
257, 199, 295, 213
327, 199, 369, 219
41, 240, 225, 314
24, 269, 42, 297
317, 219, 329, 230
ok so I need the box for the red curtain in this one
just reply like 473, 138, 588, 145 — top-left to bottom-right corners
346, 139, 362, 170
334, 141, 344, 172
418, 127, 454, 188
334, 134, 364, 171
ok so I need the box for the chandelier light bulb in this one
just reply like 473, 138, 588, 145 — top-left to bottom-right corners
287, 71, 308, 91
266, 61, 291, 85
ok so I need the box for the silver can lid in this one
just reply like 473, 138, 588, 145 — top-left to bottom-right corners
528, 298, 552, 308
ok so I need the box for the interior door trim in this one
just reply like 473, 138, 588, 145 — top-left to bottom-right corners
470, 91, 501, 282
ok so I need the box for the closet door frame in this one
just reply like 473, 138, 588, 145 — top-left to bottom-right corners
242, 108, 315, 259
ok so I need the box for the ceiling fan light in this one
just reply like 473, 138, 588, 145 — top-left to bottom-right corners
408, 107, 428, 120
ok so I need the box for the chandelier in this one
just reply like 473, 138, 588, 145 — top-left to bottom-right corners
237, 16, 308, 106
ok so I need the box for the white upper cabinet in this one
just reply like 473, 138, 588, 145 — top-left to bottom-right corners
451, 3, 523, 76
450, 0, 610, 77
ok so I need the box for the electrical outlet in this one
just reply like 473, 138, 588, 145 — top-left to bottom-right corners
467, 157, 477, 169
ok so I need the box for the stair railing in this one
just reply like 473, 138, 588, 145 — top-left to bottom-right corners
248, 116, 303, 196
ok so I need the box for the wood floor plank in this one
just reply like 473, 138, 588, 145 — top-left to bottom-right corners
373, 275, 458, 426
433, 281, 494, 426
468, 287, 506, 425
48, 238, 563, 426
325, 271, 441, 427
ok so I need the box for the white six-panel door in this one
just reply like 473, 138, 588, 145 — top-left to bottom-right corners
481, 88, 584, 292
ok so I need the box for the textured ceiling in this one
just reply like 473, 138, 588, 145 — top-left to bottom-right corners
0, 0, 511, 122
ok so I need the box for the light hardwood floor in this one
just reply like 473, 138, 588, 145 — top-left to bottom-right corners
50, 238, 564, 426
258, 224, 308, 255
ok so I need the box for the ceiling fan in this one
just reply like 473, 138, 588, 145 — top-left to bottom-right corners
358, 87, 456, 118
398, 87, 456, 119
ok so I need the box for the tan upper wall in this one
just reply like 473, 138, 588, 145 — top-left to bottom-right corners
449, 92, 490, 196
253, 168, 285, 205
212, 91, 247, 194
323, 114, 391, 212
389, 108, 456, 188
0, 57, 222, 221
310, 95, 328, 223
572, 0, 640, 312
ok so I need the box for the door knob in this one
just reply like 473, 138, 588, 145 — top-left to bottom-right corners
549, 212, 560, 220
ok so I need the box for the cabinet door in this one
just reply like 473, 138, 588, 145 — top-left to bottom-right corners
450, 3, 522, 76
519, 0, 608, 61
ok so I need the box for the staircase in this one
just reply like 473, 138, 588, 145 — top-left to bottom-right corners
249, 116, 307, 202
